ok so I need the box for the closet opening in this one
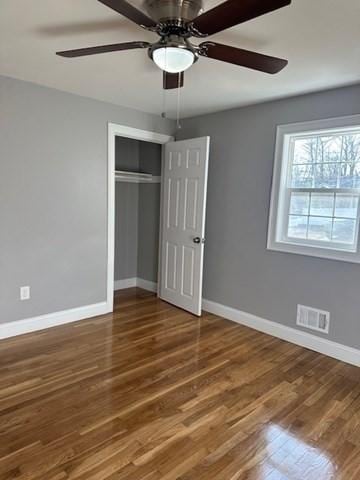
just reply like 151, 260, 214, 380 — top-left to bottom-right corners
114, 136, 162, 299
107, 123, 173, 311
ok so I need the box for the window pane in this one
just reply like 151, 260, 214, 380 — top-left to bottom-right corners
288, 215, 308, 239
335, 194, 359, 219
332, 219, 356, 244
291, 165, 314, 188
290, 193, 310, 215
318, 136, 342, 163
314, 164, 338, 188
310, 194, 334, 217
339, 163, 360, 188
308, 217, 332, 241
293, 136, 342, 165
341, 134, 360, 163
293, 138, 317, 164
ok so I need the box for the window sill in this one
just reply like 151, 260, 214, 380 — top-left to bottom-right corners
267, 240, 360, 264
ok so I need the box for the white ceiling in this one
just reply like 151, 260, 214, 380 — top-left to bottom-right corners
1, 0, 360, 119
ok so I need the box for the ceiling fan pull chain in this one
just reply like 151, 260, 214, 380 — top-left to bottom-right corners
176, 74, 182, 130
161, 80, 167, 119
162, 48, 168, 119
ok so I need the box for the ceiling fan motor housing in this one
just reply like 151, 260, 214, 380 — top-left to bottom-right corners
143, 0, 203, 23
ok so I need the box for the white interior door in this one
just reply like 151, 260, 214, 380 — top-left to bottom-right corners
160, 137, 210, 316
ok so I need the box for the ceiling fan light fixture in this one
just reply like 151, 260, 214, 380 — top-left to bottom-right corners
152, 47, 194, 73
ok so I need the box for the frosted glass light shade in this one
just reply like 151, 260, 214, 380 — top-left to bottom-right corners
152, 47, 194, 73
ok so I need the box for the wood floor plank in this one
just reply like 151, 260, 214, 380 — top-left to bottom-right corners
0, 287, 359, 479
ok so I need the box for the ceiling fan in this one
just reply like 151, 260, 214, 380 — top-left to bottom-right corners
56, 0, 291, 90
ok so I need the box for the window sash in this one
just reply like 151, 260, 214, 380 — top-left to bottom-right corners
280, 187, 360, 251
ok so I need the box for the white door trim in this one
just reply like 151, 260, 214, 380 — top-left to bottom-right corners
107, 123, 174, 311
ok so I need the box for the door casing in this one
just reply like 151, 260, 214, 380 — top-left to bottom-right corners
107, 123, 173, 312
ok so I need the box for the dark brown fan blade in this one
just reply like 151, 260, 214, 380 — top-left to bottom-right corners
189, 0, 291, 37
163, 72, 184, 89
199, 42, 288, 74
98, 0, 157, 29
57, 41, 150, 58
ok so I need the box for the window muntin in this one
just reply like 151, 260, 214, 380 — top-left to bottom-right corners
269, 118, 360, 261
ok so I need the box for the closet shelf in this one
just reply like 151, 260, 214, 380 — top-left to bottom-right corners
115, 170, 161, 184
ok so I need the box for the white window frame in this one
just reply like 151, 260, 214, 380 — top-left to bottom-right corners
267, 114, 360, 263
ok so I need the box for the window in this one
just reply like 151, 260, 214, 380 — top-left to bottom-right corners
268, 115, 360, 262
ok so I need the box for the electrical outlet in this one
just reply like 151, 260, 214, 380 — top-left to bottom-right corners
20, 286, 30, 301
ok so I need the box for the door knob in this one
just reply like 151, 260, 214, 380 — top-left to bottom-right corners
193, 237, 204, 244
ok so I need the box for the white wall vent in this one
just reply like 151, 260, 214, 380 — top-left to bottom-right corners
296, 305, 330, 334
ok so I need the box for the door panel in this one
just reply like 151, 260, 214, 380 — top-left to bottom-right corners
167, 178, 180, 228
182, 246, 195, 297
184, 178, 198, 230
160, 137, 210, 315
165, 242, 177, 291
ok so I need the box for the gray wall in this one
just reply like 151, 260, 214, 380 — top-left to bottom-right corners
178, 84, 360, 349
114, 137, 139, 281
0, 75, 174, 324
114, 138, 161, 283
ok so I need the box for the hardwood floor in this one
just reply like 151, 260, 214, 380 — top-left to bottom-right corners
0, 288, 359, 479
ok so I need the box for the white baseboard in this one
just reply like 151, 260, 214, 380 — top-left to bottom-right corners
202, 299, 360, 367
114, 277, 158, 293
114, 278, 137, 290
0, 302, 111, 340
136, 278, 158, 293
